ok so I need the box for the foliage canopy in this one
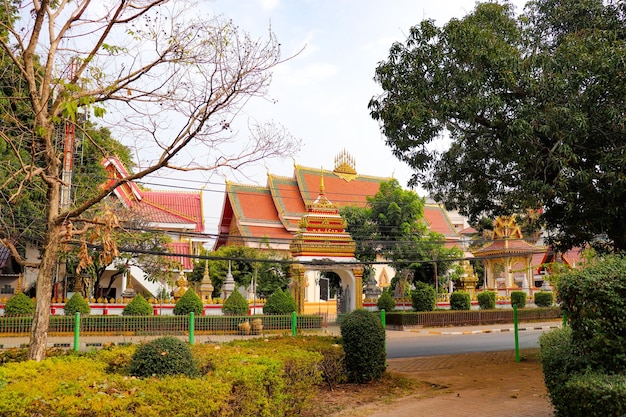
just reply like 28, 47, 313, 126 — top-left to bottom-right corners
370, 0, 626, 251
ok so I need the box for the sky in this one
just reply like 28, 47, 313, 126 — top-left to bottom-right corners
154, 0, 527, 233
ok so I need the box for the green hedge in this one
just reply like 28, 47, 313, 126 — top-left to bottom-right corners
0, 336, 334, 417
540, 327, 626, 416
385, 307, 562, 328
477, 291, 496, 310
411, 282, 435, 312
263, 289, 297, 315
510, 291, 526, 309
558, 255, 626, 373
449, 292, 471, 310
533, 291, 553, 307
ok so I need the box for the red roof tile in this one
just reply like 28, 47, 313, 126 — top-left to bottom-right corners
423, 204, 459, 238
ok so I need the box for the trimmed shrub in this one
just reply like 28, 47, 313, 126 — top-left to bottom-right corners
130, 336, 197, 378
122, 294, 153, 316
449, 291, 471, 310
411, 282, 435, 312
222, 290, 249, 316
340, 309, 386, 383
4, 293, 35, 316
558, 255, 626, 373
557, 372, 626, 417
510, 291, 526, 309
173, 288, 203, 316
539, 327, 582, 398
533, 291, 554, 307
376, 290, 396, 312
263, 289, 297, 315
477, 291, 496, 310
64, 293, 90, 316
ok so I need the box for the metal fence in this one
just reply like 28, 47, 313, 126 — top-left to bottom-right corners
385, 307, 562, 329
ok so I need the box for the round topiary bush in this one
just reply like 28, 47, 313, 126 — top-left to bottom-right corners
477, 291, 497, 310
534, 291, 554, 307
376, 291, 395, 312
411, 282, 436, 312
222, 290, 249, 316
122, 294, 153, 316
4, 293, 35, 316
130, 336, 197, 378
263, 289, 297, 315
510, 291, 527, 309
64, 293, 91, 316
340, 309, 386, 383
450, 291, 471, 310
173, 288, 204, 316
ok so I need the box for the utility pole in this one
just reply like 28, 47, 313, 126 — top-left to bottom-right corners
58, 60, 78, 300
60, 60, 77, 212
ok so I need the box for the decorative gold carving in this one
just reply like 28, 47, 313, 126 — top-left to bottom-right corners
333, 149, 357, 182
493, 215, 523, 240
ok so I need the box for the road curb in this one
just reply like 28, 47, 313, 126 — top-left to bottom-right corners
420, 323, 561, 336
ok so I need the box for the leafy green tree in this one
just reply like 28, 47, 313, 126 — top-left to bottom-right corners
369, 0, 626, 252
0, 0, 298, 360
341, 179, 461, 286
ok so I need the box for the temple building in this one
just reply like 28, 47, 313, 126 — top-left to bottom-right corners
214, 150, 463, 312
95, 156, 208, 299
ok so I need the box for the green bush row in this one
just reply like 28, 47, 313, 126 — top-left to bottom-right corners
0, 314, 323, 335
540, 255, 626, 416
540, 327, 626, 416
0, 336, 341, 417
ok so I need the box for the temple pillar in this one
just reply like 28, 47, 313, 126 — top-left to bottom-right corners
353, 267, 363, 309
290, 265, 306, 314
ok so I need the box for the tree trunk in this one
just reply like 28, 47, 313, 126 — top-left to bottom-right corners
28, 227, 61, 361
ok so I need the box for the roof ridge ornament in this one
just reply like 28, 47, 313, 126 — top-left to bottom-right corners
333, 149, 357, 182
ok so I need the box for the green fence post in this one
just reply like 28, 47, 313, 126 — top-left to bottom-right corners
73, 312, 80, 352
291, 311, 297, 336
381, 309, 387, 363
562, 309, 567, 327
513, 305, 520, 362
189, 312, 195, 345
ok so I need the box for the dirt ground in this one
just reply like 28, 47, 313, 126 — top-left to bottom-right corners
304, 349, 554, 417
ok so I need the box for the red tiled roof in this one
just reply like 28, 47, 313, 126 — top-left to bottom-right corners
215, 165, 464, 250
101, 157, 204, 234
423, 204, 459, 238
268, 175, 306, 231
140, 191, 203, 232
295, 166, 387, 207
168, 241, 194, 270
473, 238, 541, 255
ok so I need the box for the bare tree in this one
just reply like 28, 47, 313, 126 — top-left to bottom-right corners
0, 0, 299, 360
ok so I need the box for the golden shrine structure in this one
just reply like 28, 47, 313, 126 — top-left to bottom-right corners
472, 215, 545, 293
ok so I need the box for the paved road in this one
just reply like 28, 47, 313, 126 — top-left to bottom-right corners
387, 330, 541, 358
385, 321, 560, 358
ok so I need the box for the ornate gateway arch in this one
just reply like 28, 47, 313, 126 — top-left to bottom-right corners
289, 175, 363, 314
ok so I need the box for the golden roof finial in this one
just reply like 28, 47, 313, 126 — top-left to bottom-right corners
320, 167, 325, 194
333, 149, 357, 181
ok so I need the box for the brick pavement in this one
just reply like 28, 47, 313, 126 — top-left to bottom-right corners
338, 350, 554, 417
